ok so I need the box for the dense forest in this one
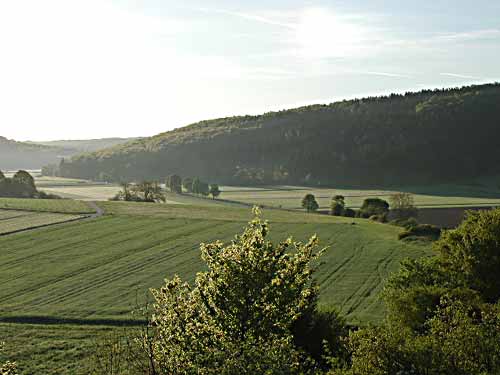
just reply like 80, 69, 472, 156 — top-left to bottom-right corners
59, 83, 500, 186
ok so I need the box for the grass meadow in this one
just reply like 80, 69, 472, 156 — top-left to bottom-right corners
0, 200, 431, 373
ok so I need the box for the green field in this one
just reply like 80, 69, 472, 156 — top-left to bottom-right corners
0, 200, 431, 373
0, 198, 94, 214
219, 183, 500, 210
0, 209, 85, 235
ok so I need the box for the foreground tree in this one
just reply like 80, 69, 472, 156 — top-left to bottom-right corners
302, 194, 319, 213
209, 184, 221, 199
0, 170, 5, 180
337, 208, 500, 375
149, 208, 326, 374
0, 343, 17, 375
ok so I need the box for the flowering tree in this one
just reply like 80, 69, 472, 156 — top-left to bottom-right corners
150, 207, 325, 374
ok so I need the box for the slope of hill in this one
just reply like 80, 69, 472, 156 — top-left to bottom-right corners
59, 83, 500, 186
30, 137, 138, 153
0, 137, 137, 171
0, 137, 72, 170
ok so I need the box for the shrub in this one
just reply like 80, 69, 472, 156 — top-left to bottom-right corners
359, 198, 389, 218
398, 224, 441, 241
343, 208, 356, 217
148, 208, 335, 374
369, 214, 388, 223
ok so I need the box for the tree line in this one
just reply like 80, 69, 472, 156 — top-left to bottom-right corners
111, 175, 221, 202
57, 83, 500, 186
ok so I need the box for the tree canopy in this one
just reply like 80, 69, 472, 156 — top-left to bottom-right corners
59, 83, 500, 186
149, 208, 326, 374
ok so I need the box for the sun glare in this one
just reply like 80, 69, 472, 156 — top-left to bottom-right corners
296, 8, 362, 59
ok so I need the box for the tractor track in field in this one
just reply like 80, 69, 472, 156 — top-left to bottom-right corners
0, 201, 104, 238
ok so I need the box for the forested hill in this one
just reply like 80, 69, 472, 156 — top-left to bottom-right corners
30, 137, 138, 153
0, 137, 73, 170
60, 83, 500, 186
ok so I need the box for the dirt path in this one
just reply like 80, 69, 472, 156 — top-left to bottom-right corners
86, 201, 104, 218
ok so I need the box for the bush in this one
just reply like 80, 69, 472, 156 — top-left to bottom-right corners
369, 214, 388, 223
36, 191, 62, 199
292, 307, 348, 369
343, 208, 356, 217
390, 217, 418, 229
359, 198, 389, 218
147, 208, 335, 374
398, 224, 441, 241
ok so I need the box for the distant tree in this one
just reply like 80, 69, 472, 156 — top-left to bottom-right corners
199, 181, 210, 197
182, 177, 193, 193
13, 170, 35, 189
330, 195, 345, 216
0, 170, 5, 180
343, 208, 356, 217
9, 170, 37, 197
137, 181, 165, 202
192, 178, 209, 196
41, 164, 59, 177
97, 171, 113, 183
390, 192, 418, 219
191, 177, 201, 195
359, 198, 389, 218
302, 194, 319, 213
149, 208, 327, 373
166, 175, 182, 194
209, 184, 221, 199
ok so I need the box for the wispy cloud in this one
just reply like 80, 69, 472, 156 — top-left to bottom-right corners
436, 29, 500, 42
194, 7, 296, 29
440, 73, 482, 80
355, 71, 414, 79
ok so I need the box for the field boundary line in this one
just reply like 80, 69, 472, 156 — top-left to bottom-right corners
0, 215, 87, 237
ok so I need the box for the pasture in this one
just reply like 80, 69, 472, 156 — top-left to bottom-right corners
0, 209, 85, 235
0, 200, 431, 373
219, 183, 500, 210
0, 198, 94, 214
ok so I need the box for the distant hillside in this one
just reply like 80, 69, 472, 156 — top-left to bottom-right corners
0, 137, 72, 170
60, 83, 500, 186
1, 137, 137, 171
30, 137, 138, 153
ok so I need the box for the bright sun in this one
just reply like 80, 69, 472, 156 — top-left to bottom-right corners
295, 8, 362, 59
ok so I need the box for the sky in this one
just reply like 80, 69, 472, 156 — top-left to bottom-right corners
0, 0, 499, 141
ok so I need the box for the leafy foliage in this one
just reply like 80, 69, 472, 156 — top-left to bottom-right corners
358, 198, 389, 218
209, 184, 221, 199
59, 84, 500, 186
398, 224, 441, 241
0, 342, 17, 375
338, 208, 500, 374
0, 170, 37, 198
330, 195, 345, 216
112, 181, 165, 202
302, 194, 319, 212
149, 208, 326, 374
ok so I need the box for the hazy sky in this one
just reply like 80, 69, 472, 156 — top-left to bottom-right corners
1, 0, 499, 141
